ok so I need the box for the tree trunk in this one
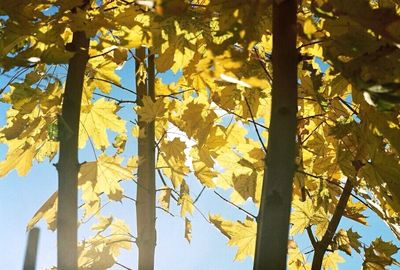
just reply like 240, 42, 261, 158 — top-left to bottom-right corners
57, 28, 89, 270
135, 48, 156, 270
253, 1, 298, 269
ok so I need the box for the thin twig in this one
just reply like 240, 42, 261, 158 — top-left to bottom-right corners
244, 97, 268, 153
337, 96, 359, 116
93, 92, 135, 104
219, 104, 269, 130
156, 206, 175, 217
193, 186, 206, 204
89, 48, 117, 59
115, 261, 134, 270
89, 77, 136, 95
123, 195, 137, 203
297, 40, 324, 50
213, 191, 257, 219
253, 46, 273, 84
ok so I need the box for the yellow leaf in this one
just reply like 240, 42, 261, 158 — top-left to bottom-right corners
0, 143, 35, 177
178, 181, 194, 217
137, 96, 167, 123
27, 192, 57, 231
322, 251, 345, 270
161, 137, 186, 162
290, 198, 314, 235
156, 45, 175, 72
157, 153, 189, 188
91, 215, 113, 234
304, 18, 317, 38
79, 98, 126, 149
209, 214, 256, 261
79, 154, 133, 202
185, 217, 192, 243
158, 186, 171, 211
87, 57, 121, 94
288, 245, 311, 270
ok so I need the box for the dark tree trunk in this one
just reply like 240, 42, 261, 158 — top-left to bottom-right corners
253, 1, 298, 269
57, 29, 89, 270
135, 48, 156, 270
23, 228, 40, 270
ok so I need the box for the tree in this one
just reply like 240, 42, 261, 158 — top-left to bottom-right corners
135, 47, 156, 270
254, 1, 298, 269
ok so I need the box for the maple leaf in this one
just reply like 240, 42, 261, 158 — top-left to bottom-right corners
79, 98, 126, 149
322, 251, 345, 270
209, 214, 256, 260
137, 96, 167, 123
185, 218, 192, 243
288, 245, 311, 270
158, 186, 171, 211
363, 238, 400, 270
178, 181, 194, 217
290, 198, 315, 235
79, 154, 133, 202
27, 192, 58, 231
0, 143, 35, 177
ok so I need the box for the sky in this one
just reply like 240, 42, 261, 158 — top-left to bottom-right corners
0, 56, 399, 270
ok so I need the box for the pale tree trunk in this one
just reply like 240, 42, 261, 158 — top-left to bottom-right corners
135, 48, 156, 270
57, 21, 89, 270
253, 1, 298, 269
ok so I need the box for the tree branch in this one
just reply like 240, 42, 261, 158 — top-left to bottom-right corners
311, 178, 353, 270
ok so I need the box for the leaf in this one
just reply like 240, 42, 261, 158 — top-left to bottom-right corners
27, 192, 58, 231
209, 214, 256, 261
78, 218, 132, 269
178, 181, 194, 217
333, 229, 353, 255
79, 98, 126, 149
0, 144, 35, 177
156, 45, 175, 72
91, 215, 113, 234
185, 217, 192, 243
347, 229, 362, 253
363, 237, 400, 270
303, 18, 317, 39
137, 96, 167, 123
290, 198, 314, 235
79, 154, 133, 202
322, 251, 345, 270
288, 245, 311, 270
158, 187, 171, 211
112, 133, 128, 154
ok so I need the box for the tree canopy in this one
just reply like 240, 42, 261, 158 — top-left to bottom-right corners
0, 0, 400, 269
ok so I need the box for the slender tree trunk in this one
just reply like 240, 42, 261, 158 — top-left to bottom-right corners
311, 179, 353, 270
135, 48, 156, 270
23, 228, 40, 270
57, 28, 89, 270
253, 1, 298, 269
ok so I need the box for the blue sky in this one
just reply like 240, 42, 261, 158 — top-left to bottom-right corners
0, 58, 399, 270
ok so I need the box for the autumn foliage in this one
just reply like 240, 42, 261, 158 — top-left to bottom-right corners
1, 0, 400, 270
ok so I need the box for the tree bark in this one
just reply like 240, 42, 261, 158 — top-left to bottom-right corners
253, 1, 298, 269
135, 48, 156, 270
57, 28, 89, 270
311, 179, 353, 270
